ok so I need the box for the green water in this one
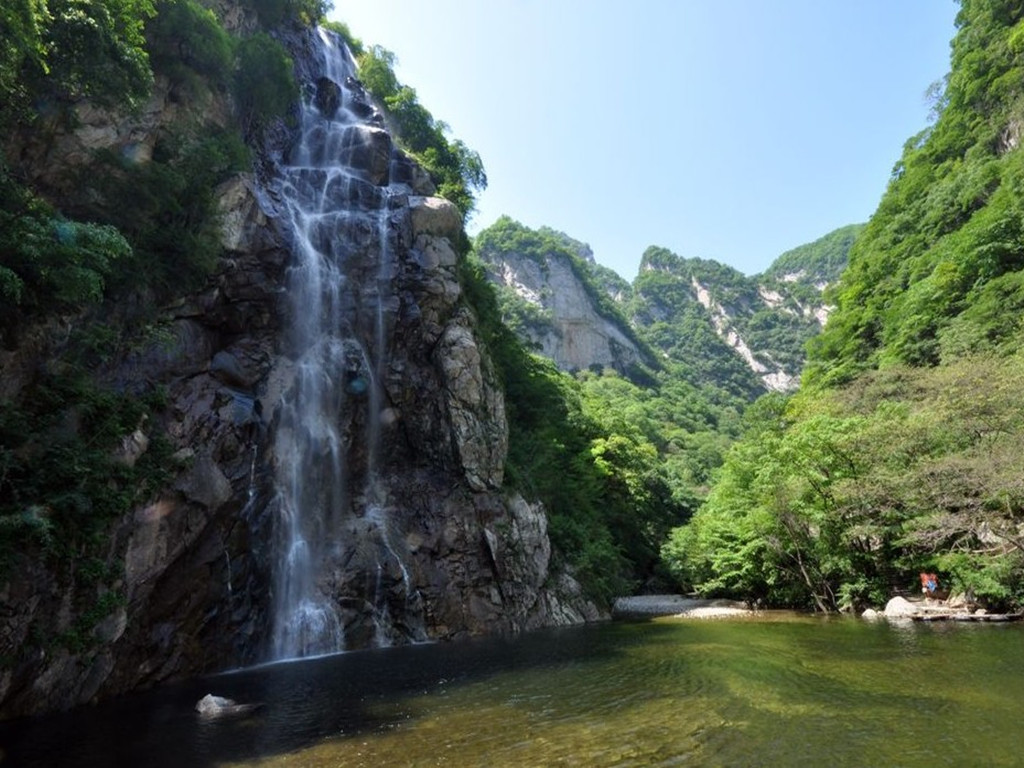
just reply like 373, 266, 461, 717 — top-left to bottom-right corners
4, 614, 1023, 767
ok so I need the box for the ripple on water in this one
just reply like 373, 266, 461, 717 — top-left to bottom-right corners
5, 617, 1024, 767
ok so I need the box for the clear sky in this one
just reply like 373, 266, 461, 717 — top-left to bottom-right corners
328, 1, 959, 279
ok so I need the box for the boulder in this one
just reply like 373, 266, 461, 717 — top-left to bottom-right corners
216, 174, 266, 253
112, 426, 150, 468
410, 196, 463, 241
392, 152, 436, 195
314, 76, 341, 118
860, 608, 881, 620
339, 125, 391, 186
883, 596, 919, 618
195, 693, 261, 719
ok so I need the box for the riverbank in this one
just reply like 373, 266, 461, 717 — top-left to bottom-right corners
867, 595, 1024, 623
611, 595, 751, 619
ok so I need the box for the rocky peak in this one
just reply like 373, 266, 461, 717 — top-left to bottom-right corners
474, 218, 651, 375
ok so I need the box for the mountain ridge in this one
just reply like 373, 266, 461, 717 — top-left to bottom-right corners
476, 217, 862, 395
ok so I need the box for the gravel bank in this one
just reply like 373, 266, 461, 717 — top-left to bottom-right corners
612, 595, 751, 619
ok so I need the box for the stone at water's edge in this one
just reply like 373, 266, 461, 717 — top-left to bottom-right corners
612, 595, 750, 619
195, 694, 261, 719
883, 596, 920, 617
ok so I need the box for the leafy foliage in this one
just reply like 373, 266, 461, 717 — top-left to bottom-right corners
763, 224, 864, 285
669, 0, 1024, 611
665, 354, 1024, 611
631, 235, 855, 397
0, 370, 172, 574
320, 19, 362, 57
630, 247, 767, 400
357, 44, 486, 217
458, 253, 701, 599
72, 128, 249, 298
234, 32, 299, 136
1, 0, 156, 134
145, 0, 233, 95
0, 163, 131, 341
249, 0, 328, 28
808, 0, 1024, 383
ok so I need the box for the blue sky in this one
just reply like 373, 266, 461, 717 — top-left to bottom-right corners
329, 1, 959, 279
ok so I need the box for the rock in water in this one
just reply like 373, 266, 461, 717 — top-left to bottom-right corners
883, 596, 919, 618
314, 76, 341, 118
195, 693, 261, 719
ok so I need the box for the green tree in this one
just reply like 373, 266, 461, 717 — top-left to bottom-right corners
357, 44, 486, 217
233, 32, 298, 135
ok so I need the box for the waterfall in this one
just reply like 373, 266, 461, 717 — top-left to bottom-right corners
264, 27, 420, 660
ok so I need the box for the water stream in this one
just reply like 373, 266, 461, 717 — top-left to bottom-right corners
264, 28, 416, 660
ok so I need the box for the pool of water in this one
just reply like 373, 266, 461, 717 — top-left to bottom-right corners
3, 614, 1023, 766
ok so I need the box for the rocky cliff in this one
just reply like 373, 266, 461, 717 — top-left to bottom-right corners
474, 218, 652, 375
0, 23, 598, 719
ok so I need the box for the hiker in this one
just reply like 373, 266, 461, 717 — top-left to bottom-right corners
920, 572, 938, 595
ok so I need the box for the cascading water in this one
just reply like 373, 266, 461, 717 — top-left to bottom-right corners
264, 27, 423, 660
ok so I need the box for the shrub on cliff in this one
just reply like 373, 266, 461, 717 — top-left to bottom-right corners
357, 44, 486, 218
0, 163, 131, 342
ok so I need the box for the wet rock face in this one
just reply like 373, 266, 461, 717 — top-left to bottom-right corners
314, 76, 342, 118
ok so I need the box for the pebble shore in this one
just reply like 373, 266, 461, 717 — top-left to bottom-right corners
612, 595, 751, 619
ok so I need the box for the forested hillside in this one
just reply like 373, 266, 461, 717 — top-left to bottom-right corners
477, 216, 855, 399
666, 0, 1024, 612
467, 216, 860, 594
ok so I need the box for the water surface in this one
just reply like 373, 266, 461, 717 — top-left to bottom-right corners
3, 614, 1022, 766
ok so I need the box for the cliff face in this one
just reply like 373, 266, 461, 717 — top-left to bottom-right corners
475, 220, 650, 375
491, 248, 646, 372
635, 253, 833, 394
0, 26, 597, 719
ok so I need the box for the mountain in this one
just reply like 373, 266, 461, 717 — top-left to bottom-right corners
666, 0, 1024, 614
473, 216, 653, 375
475, 218, 859, 396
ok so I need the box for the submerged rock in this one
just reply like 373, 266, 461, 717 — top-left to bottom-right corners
195, 693, 261, 719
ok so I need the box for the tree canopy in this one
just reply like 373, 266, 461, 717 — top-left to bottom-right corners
667, 0, 1024, 612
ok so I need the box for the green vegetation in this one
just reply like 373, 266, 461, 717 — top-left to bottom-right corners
630, 247, 766, 400
631, 238, 854, 392
461, 222, 772, 599
357, 44, 486, 217
1, 0, 296, 320
321, 18, 363, 56
667, 0, 1024, 612
665, 353, 1024, 611
0, 163, 131, 341
233, 32, 299, 136
458, 252, 701, 599
763, 224, 864, 285
808, 1, 1024, 382
0, 368, 172, 572
146, 0, 233, 95
250, 0, 328, 28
